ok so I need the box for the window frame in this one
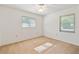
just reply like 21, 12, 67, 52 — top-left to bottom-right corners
21, 16, 36, 28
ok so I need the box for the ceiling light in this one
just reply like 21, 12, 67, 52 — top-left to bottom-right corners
38, 8, 44, 12
37, 4, 47, 12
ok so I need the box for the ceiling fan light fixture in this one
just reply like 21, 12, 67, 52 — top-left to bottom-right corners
37, 4, 47, 12
38, 8, 44, 12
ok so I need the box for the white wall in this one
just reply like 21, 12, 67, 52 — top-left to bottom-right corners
44, 7, 79, 46
0, 6, 43, 46
0, 5, 79, 46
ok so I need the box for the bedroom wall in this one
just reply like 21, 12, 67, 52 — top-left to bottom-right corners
44, 7, 79, 46
0, 6, 43, 46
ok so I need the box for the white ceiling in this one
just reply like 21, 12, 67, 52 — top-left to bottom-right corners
3, 4, 79, 16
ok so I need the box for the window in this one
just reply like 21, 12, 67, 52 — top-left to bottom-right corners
22, 16, 36, 28
60, 14, 75, 33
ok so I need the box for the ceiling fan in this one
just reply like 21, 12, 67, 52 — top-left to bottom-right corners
37, 4, 47, 12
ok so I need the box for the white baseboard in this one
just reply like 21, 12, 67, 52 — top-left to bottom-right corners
44, 35, 79, 46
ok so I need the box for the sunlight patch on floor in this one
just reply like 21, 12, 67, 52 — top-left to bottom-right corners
34, 42, 53, 53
